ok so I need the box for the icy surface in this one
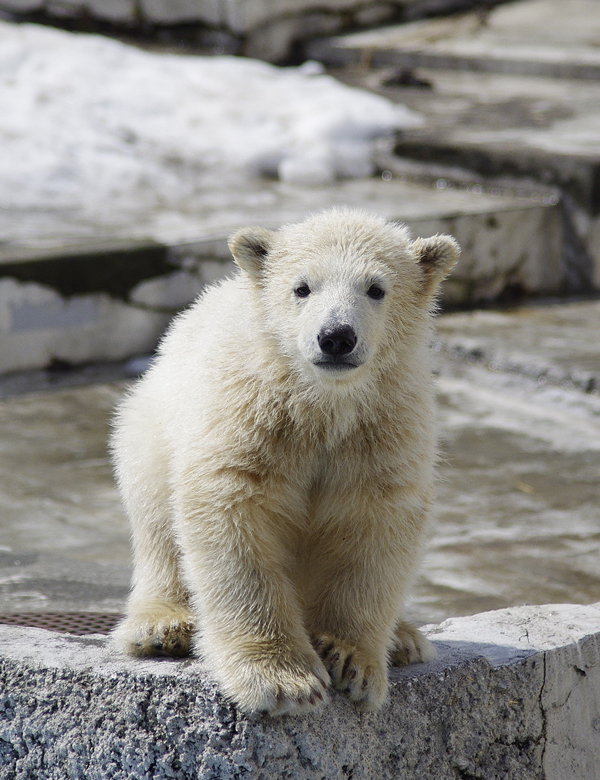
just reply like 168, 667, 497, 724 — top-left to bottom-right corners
0, 21, 421, 221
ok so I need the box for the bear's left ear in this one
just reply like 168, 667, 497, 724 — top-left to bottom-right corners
413, 234, 460, 295
228, 226, 274, 279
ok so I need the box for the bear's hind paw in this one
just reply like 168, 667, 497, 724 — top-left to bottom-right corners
390, 620, 436, 666
112, 611, 195, 658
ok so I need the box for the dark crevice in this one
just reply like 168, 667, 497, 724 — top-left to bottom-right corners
539, 652, 549, 771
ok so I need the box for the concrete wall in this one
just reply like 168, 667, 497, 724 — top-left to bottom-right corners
1, 603, 599, 779
0, 240, 236, 376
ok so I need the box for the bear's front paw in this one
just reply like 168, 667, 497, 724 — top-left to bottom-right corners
389, 620, 436, 666
218, 647, 330, 717
113, 609, 195, 658
312, 634, 387, 711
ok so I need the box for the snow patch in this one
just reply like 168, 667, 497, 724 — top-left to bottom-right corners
0, 21, 422, 219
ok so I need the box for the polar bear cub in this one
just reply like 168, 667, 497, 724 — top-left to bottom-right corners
111, 208, 459, 716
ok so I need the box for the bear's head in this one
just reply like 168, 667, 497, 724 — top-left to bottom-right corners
228, 208, 459, 388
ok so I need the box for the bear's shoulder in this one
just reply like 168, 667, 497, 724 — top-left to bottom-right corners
159, 273, 255, 357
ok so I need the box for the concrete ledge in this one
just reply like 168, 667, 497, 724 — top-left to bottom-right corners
0, 177, 563, 376
307, 1, 600, 81
1, 603, 599, 779
0, 1, 509, 61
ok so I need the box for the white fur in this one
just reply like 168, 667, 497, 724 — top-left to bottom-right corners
111, 208, 459, 716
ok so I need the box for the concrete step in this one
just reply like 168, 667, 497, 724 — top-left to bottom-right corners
321, 66, 600, 292
308, 0, 600, 80
308, 1, 600, 291
0, 177, 562, 375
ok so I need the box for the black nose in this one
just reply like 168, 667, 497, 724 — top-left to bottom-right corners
318, 326, 357, 357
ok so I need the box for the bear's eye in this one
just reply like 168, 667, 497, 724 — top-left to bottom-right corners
294, 285, 311, 298
367, 284, 385, 300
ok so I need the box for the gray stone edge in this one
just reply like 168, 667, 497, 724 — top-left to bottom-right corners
306, 37, 600, 81
1, 603, 599, 779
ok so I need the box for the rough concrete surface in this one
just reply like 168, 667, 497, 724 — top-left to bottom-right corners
1, 603, 599, 779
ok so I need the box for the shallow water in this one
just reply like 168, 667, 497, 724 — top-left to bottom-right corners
1, 304, 600, 620
412, 359, 600, 624
0, 383, 130, 569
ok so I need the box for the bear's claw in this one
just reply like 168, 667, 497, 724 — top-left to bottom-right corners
312, 633, 387, 710
217, 648, 330, 716
266, 669, 329, 716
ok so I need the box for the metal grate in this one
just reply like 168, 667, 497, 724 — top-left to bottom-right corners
0, 612, 123, 636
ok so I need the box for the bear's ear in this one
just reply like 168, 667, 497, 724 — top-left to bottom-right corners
413, 234, 460, 295
228, 226, 274, 279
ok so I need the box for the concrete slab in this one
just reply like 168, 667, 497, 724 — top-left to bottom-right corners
1, 603, 599, 779
0, 176, 555, 254
308, 0, 600, 80
0, 177, 562, 375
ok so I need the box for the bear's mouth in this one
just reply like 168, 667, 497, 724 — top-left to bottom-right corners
313, 359, 360, 371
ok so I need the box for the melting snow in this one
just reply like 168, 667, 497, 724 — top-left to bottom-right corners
0, 21, 422, 220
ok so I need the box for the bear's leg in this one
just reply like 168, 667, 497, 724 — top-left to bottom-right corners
112, 515, 195, 658
305, 490, 433, 710
111, 419, 195, 658
174, 486, 330, 716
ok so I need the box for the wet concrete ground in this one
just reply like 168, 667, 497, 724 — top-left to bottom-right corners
1, 300, 599, 625
0, 383, 130, 614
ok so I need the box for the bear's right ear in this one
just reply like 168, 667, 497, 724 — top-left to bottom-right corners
413, 234, 460, 296
228, 226, 274, 279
